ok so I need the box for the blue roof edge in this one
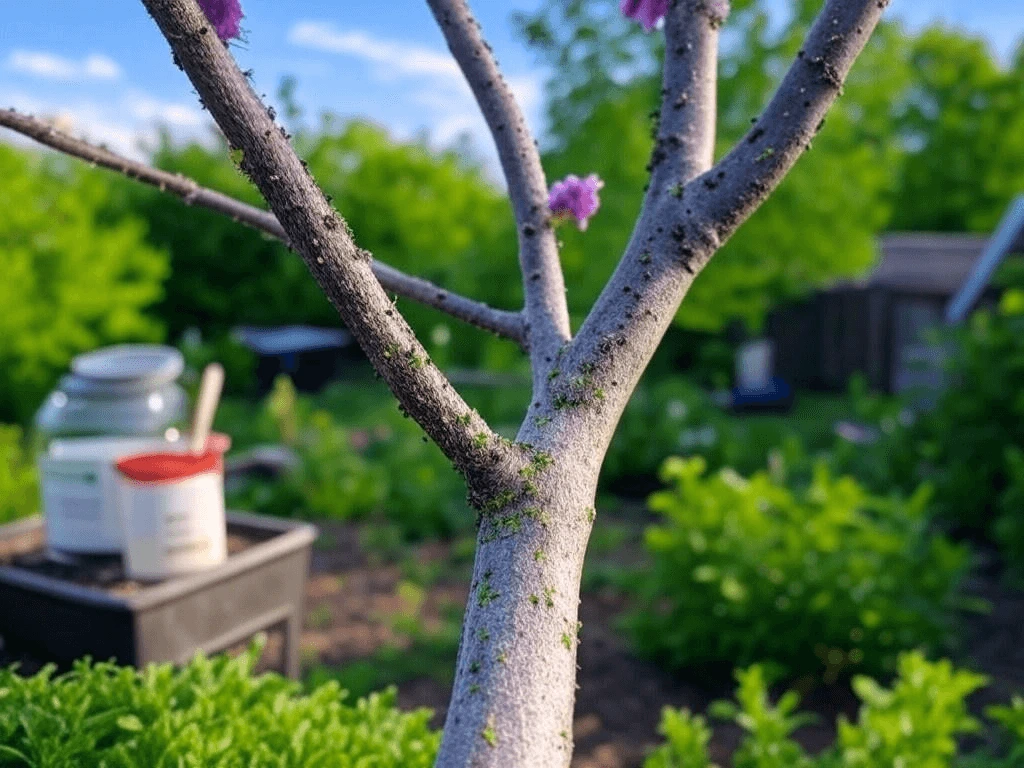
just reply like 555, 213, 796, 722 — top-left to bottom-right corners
945, 194, 1024, 324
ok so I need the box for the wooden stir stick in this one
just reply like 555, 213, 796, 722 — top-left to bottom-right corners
188, 363, 225, 454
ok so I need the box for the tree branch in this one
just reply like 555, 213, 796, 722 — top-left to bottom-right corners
426, 0, 571, 379
647, 0, 724, 195
694, 0, 888, 242
137, 0, 522, 490
540, 0, 888, 461
0, 107, 525, 344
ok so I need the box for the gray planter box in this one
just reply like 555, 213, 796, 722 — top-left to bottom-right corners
0, 512, 316, 678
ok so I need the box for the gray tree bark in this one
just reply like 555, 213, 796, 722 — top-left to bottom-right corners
1, 0, 891, 764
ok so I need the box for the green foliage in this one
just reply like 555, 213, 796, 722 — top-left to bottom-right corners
630, 458, 969, 680
643, 707, 716, 768
0, 425, 38, 525
0, 145, 167, 423
985, 697, 1024, 766
888, 30, 1024, 232
0, 640, 439, 766
711, 666, 814, 768
604, 377, 850, 492
902, 295, 1024, 576
995, 447, 1024, 585
646, 653, 989, 768
103, 120, 522, 372
602, 379, 725, 487
178, 332, 258, 398
819, 375, 919, 496
832, 654, 985, 768
227, 377, 471, 540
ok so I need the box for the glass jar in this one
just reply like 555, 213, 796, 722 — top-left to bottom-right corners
33, 345, 190, 554
34, 345, 188, 444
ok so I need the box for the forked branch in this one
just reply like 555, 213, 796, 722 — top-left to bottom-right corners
559, 0, 889, 444
427, 0, 571, 374
138, 0, 521, 487
0, 108, 525, 344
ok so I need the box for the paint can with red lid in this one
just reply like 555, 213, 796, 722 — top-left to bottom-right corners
115, 434, 231, 580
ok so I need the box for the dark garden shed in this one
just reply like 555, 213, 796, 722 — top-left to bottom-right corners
766, 195, 1024, 394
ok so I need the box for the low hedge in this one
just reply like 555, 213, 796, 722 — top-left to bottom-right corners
0, 641, 439, 767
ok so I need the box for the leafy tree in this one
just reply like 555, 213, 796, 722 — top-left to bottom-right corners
0, 144, 167, 422
888, 29, 1024, 232
106, 120, 522, 369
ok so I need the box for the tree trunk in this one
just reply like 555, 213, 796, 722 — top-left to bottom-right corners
435, 450, 600, 767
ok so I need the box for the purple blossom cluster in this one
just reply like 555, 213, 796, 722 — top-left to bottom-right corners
620, 0, 669, 32
548, 174, 605, 231
198, 0, 243, 42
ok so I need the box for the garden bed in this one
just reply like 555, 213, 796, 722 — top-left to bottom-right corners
0, 512, 316, 678
3, 508, 1023, 767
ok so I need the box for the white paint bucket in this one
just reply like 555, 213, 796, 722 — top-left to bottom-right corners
40, 436, 171, 554
115, 439, 230, 581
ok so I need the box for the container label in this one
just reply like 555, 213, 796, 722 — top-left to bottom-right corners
38, 458, 115, 548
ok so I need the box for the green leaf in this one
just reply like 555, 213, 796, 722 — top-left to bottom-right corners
116, 714, 143, 732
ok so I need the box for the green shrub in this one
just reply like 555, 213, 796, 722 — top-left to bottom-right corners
984, 697, 1024, 766
829, 654, 985, 767
645, 653, 988, 768
178, 332, 258, 398
643, 707, 715, 768
630, 457, 970, 681
822, 374, 919, 495
103, 122, 523, 373
909, 292, 1024, 537
0, 641, 439, 766
228, 377, 471, 539
995, 447, 1024, 584
710, 665, 815, 768
604, 377, 853, 494
0, 145, 168, 423
0, 425, 38, 525
603, 379, 725, 488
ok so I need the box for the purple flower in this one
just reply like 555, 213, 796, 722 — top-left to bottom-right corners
620, 0, 669, 32
549, 174, 605, 231
198, 0, 243, 42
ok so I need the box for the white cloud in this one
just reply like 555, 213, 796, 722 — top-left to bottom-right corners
286, 21, 545, 182
126, 95, 206, 129
0, 90, 215, 163
6, 50, 122, 81
288, 22, 461, 79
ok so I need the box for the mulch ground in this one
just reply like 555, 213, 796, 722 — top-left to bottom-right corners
3, 512, 1023, 768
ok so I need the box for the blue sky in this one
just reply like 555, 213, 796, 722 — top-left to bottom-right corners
1, 0, 1021, 170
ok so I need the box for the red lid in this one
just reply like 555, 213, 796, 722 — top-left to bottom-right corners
116, 433, 231, 484
117, 451, 222, 483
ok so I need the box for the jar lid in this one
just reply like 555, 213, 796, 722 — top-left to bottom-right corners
72, 345, 184, 387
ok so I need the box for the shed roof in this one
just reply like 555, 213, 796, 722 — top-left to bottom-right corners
946, 195, 1024, 322
865, 232, 990, 296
